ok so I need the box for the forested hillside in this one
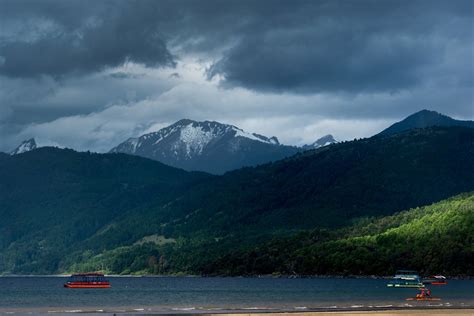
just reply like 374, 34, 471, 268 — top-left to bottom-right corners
140, 126, 474, 235
0, 127, 473, 274
202, 193, 474, 276
0, 148, 210, 273
69, 193, 474, 276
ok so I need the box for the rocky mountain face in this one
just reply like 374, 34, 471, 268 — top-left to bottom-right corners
379, 109, 474, 136
10, 138, 37, 155
110, 119, 300, 174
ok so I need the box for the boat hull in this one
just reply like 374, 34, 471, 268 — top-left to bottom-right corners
64, 283, 110, 288
422, 280, 448, 285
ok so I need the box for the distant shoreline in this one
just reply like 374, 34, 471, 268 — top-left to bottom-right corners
0, 307, 472, 315
1, 274, 473, 280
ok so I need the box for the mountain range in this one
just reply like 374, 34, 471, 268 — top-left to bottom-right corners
9, 109, 473, 174
109, 119, 302, 174
9, 123, 336, 174
2, 109, 474, 275
109, 119, 339, 174
1, 124, 473, 275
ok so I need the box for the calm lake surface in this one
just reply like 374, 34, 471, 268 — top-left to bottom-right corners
0, 276, 472, 314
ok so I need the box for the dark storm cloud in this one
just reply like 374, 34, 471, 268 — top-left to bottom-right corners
205, 0, 473, 92
1, 0, 471, 92
208, 30, 433, 93
0, 0, 472, 152
0, 0, 175, 77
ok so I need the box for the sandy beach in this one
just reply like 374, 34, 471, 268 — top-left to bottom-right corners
210, 310, 474, 316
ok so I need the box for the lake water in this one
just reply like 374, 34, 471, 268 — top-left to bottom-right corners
0, 276, 472, 315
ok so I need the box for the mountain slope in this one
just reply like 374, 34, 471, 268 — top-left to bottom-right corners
10, 138, 37, 155
76, 126, 474, 263
1, 127, 473, 274
154, 126, 474, 236
68, 193, 474, 276
194, 193, 474, 276
0, 148, 210, 273
110, 119, 300, 174
379, 110, 474, 136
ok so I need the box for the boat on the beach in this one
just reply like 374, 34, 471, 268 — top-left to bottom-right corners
387, 270, 423, 288
64, 273, 111, 288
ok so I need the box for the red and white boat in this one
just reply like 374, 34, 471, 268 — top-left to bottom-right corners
422, 275, 448, 285
64, 273, 111, 288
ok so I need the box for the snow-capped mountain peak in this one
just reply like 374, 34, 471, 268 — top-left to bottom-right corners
110, 119, 298, 174
112, 120, 279, 156
11, 138, 37, 155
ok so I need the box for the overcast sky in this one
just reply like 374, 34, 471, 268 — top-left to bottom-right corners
0, 0, 472, 152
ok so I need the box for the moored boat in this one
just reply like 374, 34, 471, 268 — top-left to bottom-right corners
422, 275, 447, 285
388, 270, 447, 301
387, 270, 423, 288
64, 273, 111, 288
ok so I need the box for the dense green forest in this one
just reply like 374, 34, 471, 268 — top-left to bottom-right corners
201, 193, 474, 276
0, 149, 210, 274
0, 126, 473, 275
69, 193, 474, 276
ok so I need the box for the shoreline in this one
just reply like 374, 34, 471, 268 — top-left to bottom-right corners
0, 274, 472, 280
207, 309, 474, 316
0, 307, 473, 315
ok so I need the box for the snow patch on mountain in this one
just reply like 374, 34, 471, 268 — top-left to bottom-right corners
269, 137, 280, 145
177, 124, 216, 157
151, 126, 180, 145
233, 128, 275, 144
128, 138, 139, 152
11, 138, 37, 155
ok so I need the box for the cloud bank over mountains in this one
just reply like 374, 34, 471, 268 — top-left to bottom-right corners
0, 0, 472, 152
